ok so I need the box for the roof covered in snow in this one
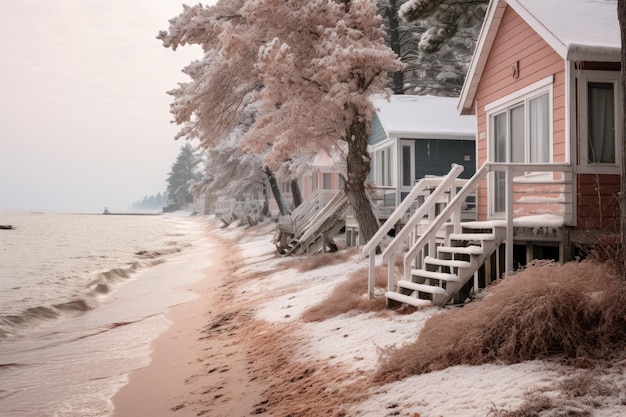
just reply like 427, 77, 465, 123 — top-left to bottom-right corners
372, 95, 476, 141
509, 0, 619, 61
459, 0, 619, 114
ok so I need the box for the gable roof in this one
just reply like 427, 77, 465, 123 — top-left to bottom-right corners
372, 95, 476, 141
458, 0, 620, 114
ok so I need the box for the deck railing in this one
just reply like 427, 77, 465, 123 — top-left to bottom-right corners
361, 164, 467, 298
365, 162, 573, 299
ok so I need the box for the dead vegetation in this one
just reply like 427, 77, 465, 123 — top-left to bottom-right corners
301, 264, 391, 322
488, 370, 619, 417
242, 319, 370, 416
374, 260, 626, 384
282, 247, 360, 272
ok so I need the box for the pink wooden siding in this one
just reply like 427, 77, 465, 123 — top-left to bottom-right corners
474, 6, 566, 220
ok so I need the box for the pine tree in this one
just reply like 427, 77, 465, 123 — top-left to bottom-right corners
166, 143, 203, 207
379, 0, 487, 95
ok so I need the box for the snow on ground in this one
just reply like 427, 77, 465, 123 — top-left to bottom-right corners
209, 218, 626, 417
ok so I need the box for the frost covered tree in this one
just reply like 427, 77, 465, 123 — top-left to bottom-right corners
396, 0, 487, 95
159, 0, 403, 242
166, 143, 203, 207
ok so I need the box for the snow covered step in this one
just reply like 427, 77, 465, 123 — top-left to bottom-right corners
449, 233, 495, 241
385, 292, 433, 308
397, 280, 447, 295
410, 269, 460, 282
424, 256, 471, 269
437, 245, 484, 256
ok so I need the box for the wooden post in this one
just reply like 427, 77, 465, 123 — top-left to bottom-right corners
388, 253, 396, 293
368, 254, 376, 299
505, 166, 514, 276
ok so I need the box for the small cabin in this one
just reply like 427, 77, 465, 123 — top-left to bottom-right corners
458, 0, 621, 261
367, 95, 476, 219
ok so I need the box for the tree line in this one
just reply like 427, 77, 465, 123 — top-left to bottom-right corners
156, 0, 489, 241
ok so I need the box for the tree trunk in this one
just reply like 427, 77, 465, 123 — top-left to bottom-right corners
387, 0, 404, 94
619, 0, 626, 275
290, 179, 303, 208
261, 180, 270, 216
345, 113, 379, 243
264, 167, 288, 216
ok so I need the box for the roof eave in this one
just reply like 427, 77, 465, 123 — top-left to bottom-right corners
458, 0, 507, 115
566, 48, 621, 63
388, 131, 476, 140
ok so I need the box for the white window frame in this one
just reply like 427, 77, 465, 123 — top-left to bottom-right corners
485, 76, 554, 216
400, 140, 415, 189
485, 76, 554, 164
578, 70, 622, 174
368, 139, 396, 188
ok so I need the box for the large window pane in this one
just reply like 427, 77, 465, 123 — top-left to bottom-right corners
529, 94, 550, 162
493, 112, 507, 213
402, 145, 411, 186
322, 173, 332, 189
588, 82, 615, 163
511, 105, 525, 163
494, 112, 507, 163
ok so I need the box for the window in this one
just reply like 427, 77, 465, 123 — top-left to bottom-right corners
322, 173, 332, 190
489, 92, 551, 165
401, 143, 413, 187
486, 77, 553, 214
579, 70, 621, 172
370, 145, 395, 187
588, 82, 615, 163
312, 173, 318, 191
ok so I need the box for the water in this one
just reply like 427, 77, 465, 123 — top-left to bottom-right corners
0, 211, 213, 416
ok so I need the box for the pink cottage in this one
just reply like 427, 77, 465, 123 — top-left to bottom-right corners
369, 0, 623, 307
458, 0, 622, 258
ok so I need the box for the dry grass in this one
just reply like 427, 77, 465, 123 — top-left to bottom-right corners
374, 260, 626, 384
488, 371, 616, 417
242, 319, 369, 416
283, 248, 360, 272
583, 233, 624, 276
301, 264, 390, 322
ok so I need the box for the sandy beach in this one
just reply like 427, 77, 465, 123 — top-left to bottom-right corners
111, 231, 265, 417
110, 218, 626, 417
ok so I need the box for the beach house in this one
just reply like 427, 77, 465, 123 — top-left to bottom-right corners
365, 0, 623, 307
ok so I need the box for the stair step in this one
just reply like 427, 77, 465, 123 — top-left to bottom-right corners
398, 280, 447, 295
424, 256, 471, 269
438, 245, 484, 255
386, 291, 433, 308
449, 233, 495, 241
410, 269, 460, 282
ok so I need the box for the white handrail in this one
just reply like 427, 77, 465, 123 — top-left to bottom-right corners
403, 163, 491, 281
363, 164, 464, 299
382, 165, 464, 263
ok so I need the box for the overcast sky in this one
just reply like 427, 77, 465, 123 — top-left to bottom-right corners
0, 1, 216, 212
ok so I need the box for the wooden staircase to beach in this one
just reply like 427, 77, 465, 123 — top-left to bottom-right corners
275, 189, 349, 256
362, 163, 506, 307
363, 162, 573, 309
386, 221, 505, 307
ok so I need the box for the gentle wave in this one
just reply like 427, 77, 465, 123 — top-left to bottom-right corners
0, 242, 187, 342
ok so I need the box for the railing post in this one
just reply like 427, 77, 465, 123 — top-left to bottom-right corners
388, 253, 395, 293
505, 166, 514, 276
428, 204, 436, 258
368, 253, 375, 299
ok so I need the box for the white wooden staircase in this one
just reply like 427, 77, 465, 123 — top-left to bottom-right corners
362, 161, 573, 308
388, 221, 505, 307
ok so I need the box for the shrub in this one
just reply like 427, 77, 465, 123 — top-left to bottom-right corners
374, 260, 626, 384
301, 265, 389, 322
